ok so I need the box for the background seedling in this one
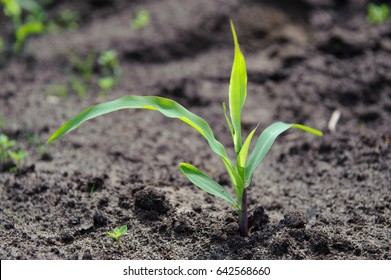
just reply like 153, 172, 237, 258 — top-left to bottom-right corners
0, 133, 27, 171
367, 3, 390, 24
69, 51, 96, 82
130, 9, 150, 30
47, 9, 79, 32
68, 75, 89, 97
47, 50, 122, 98
107, 225, 127, 243
97, 50, 122, 96
45, 83, 69, 98
48, 21, 322, 237
0, 0, 45, 53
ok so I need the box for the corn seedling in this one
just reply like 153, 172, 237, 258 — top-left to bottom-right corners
97, 50, 122, 96
52, 50, 122, 98
47, 9, 79, 32
367, 3, 390, 24
0, 0, 45, 53
48, 22, 322, 236
107, 225, 127, 243
69, 51, 96, 82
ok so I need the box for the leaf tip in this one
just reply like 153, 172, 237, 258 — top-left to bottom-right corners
229, 20, 239, 47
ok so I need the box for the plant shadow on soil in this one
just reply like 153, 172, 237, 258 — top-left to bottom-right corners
0, 0, 390, 259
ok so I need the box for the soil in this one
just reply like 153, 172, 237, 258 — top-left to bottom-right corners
0, 0, 390, 260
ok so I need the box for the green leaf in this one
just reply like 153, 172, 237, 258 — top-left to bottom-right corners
179, 163, 238, 209
47, 95, 231, 161
130, 9, 150, 30
221, 156, 244, 204
118, 225, 127, 234
222, 102, 234, 140
107, 232, 118, 239
245, 122, 322, 184
14, 21, 44, 52
1, 0, 21, 17
237, 125, 258, 179
98, 77, 116, 90
229, 20, 247, 154
291, 124, 323, 137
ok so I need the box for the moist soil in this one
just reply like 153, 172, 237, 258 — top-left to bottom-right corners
0, 0, 390, 259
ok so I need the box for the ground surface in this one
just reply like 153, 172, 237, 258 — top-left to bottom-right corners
0, 0, 390, 259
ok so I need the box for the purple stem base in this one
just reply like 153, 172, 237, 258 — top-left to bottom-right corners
239, 188, 248, 237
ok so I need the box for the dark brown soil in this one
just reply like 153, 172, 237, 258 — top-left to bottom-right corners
0, 0, 390, 260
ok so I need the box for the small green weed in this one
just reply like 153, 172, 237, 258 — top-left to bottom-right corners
97, 50, 122, 96
107, 225, 127, 243
48, 21, 322, 237
1, 1, 79, 54
367, 3, 390, 24
130, 9, 150, 30
0, 0, 45, 53
23, 129, 51, 161
47, 50, 122, 98
0, 133, 27, 171
69, 51, 96, 82
47, 9, 79, 32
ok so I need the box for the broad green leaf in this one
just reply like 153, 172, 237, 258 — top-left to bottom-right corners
179, 163, 238, 209
245, 122, 323, 184
229, 20, 247, 154
47, 95, 231, 160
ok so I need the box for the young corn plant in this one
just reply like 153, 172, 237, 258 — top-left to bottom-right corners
47, 21, 322, 237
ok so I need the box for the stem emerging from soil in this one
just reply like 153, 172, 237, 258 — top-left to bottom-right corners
239, 188, 248, 237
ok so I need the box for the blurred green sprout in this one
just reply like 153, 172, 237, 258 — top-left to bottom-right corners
47, 50, 122, 98
47, 22, 322, 237
47, 9, 79, 32
107, 225, 127, 243
130, 9, 150, 30
97, 50, 122, 96
0, 0, 45, 53
367, 3, 390, 24
0, 133, 27, 171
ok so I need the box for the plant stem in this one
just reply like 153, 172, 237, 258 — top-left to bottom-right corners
239, 187, 248, 237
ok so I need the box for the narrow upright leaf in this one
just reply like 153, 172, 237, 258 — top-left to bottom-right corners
222, 102, 234, 140
47, 95, 231, 161
179, 163, 239, 209
237, 126, 258, 179
221, 156, 244, 203
229, 21, 247, 154
245, 122, 323, 184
